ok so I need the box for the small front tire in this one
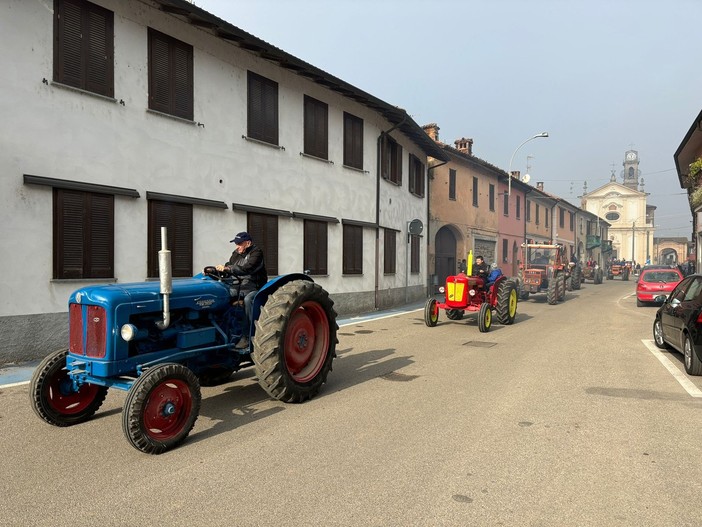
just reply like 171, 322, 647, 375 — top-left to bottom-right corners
424, 298, 439, 327
478, 303, 492, 333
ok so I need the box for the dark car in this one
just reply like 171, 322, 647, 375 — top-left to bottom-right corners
636, 267, 683, 306
653, 274, 702, 375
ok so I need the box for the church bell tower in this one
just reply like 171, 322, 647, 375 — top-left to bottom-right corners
622, 150, 640, 190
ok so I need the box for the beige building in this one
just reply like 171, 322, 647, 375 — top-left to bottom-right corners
581, 150, 655, 263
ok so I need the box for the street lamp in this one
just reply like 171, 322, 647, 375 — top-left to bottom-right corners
508, 132, 549, 196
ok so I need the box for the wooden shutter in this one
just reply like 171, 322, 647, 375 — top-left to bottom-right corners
384, 229, 396, 274
343, 113, 363, 169
410, 234, 420, 273
343, 224, 363, 274
148, 29, 193, 120
248, 72, 278, 144
55, 0, 114, 97
247, 212, 278, 276
304, 220, 327, 275
87, 193, 114, 278
148, 200, 192, 278
304, 96, 328, 159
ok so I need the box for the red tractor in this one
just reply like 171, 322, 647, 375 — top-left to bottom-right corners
424, 270, 517, 332
517, 243, 568, 304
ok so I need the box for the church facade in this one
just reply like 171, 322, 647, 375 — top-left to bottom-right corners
580, 150, 655, 263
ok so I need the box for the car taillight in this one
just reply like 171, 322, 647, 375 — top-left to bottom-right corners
696, 311, 702, 326
69, 304, 83, 355
85, 305, 107, 358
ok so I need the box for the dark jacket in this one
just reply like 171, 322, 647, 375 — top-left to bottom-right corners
225, 244, 268, 295
472, 261, 489, 278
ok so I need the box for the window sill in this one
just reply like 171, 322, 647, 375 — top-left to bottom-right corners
147, 108, 200, 126
51, 278, 116, 283
342, 164, 368, 174
242, 135, 285, 150
300, 152, 333, 164
49, 80, 120, 105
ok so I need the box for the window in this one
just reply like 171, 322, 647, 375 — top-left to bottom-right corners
536, 204, 540, 225
569, 212, 574, 231
472, 177, 478, 207
148, 200, 192, 278
247, 212, 278, 276
384, 229, 396, 274
489, 184, 495, 211
343, 112, 363, 169
248, 71, 279, 145
545, 208, 549, 227
516, 196, 521, 219
448, 169, 456, 200
502, 239, 508, 262
503, 191, 509, 216
381, 135, 402, 185
409, 154, 425, 197
148, 28, 193, 120
304, 220, 327, 275
53, 188, 114, 279
410, 234, 420, 273
559, 207, 565, 228
54, 0, 114, 97
304, 95, 328, 159
343, 224, 363, 274
605, 212, 620, 221
526, 200, 531, 222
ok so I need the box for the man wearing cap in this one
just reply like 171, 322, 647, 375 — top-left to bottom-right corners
216, 231, 268, 349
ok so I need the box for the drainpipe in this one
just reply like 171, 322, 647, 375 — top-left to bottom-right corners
375, 115, 407, 310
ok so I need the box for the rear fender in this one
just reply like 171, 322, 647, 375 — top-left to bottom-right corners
250, 273, 314, 337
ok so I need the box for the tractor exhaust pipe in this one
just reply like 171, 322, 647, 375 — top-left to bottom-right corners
155, 226, 172, 330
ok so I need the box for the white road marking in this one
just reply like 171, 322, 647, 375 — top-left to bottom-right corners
0, 380, 29, 389
642, 339, 702, 398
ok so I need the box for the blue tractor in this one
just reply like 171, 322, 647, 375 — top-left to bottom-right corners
30, 229, 338, 454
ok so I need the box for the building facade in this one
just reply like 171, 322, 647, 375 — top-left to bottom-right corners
0, 0, 446, 363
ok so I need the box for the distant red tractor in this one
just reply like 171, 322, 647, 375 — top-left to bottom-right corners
424, 270, 517, 332
517, 243, 569, 305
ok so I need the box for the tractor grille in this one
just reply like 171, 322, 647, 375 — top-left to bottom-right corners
69, 304, 107, 358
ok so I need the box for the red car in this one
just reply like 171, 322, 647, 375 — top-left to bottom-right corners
636, 267, 683, 307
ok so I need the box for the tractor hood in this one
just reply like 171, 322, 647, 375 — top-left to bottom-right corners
68, 277, 231, 313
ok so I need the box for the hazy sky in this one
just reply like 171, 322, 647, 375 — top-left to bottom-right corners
195, 0, 700, 237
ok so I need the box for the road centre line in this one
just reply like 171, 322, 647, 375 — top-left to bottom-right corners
642, 339, 702, 398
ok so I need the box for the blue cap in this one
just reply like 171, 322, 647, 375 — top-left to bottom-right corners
230, 232, 252, 244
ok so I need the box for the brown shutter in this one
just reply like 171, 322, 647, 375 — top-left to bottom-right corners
85, 4, 113, 97
343, 114, 363, 169
87, 193, 114, 278
248, 72, 278, 144
149, 30, 171, 114
173, 42, 193, 120
148, 200, 193, 278
55, 189, 85, 279
247, 213, 278, 276
55, 0, 83, 88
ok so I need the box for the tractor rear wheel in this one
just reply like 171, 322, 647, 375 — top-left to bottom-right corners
30, 348, 108, 427
623, 269, 630, 281
446, 309, 464, 320
123, 363, 201, 454
496, 280, 517, 325
571, 267, 582, 290
594, 269, 603, 284
424, 298, 439, 327
253, 280, 337, 403
478, 303, 492, 332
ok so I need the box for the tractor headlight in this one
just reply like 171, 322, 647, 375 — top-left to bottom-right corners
439, 286, 445, 293
121, 324, 138, 342
469, 289, 476, 296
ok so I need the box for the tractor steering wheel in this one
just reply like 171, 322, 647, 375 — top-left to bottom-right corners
203, 266, 232, 281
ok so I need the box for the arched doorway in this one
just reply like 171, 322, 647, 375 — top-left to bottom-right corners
660, 248, 678, 265
435, 226, 457, 287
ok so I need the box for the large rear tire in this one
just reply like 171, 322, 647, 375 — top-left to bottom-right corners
478, 303, 492, 332
122, 363, 201, 454
30, 348, 108, 427
253, 280, 338, 403
424, 298, 439, 327
571, 267, 581, 290
557, 273, 566, 301
496, 281, 517, 325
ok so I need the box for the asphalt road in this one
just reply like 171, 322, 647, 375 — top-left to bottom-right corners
1, 279, 701, 527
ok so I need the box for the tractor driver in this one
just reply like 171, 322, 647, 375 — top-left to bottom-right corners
216, 232, 268, 349
472, 255, 489, 280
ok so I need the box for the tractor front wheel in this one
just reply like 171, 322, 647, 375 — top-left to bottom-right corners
478, 303, 492, 333
122, 363, 201, 454
253, 280, 337, 403
557, 273, 566, 301
30, 348, 108, 427
424, 298, 439, 327
547, 277, 558, 305
496, 281, 518, 325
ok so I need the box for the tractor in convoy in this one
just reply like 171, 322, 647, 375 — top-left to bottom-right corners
30, 229, 338, 454
580, 264, 604, 285
607, 261, 631, 281
424, 258, 518, 332
517, 243, 569, 305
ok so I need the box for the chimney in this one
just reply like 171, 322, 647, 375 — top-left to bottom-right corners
510, 171, 520, 179
423, 123, 440, 142
536, 182, 544, 191
454, 137, 473, 155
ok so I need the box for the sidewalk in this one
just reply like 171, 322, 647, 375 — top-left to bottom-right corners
0, 300, 427, 388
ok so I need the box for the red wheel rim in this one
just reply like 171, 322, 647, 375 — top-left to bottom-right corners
284, 301, 330, 383
142, 379, 193, 440
46, 368, 102, 415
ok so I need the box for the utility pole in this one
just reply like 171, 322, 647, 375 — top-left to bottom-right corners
632, 220, 636, 262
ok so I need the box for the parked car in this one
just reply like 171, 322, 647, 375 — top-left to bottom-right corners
636, 267, 683, 306
635, 265, 672, 283
653, 274, 702, 375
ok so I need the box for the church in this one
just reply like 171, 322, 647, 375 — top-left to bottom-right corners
580, 150, 655, 264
